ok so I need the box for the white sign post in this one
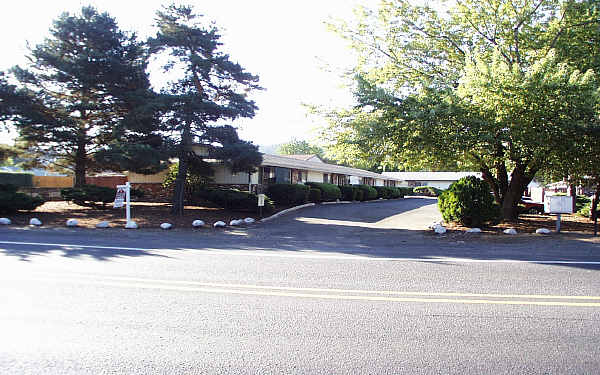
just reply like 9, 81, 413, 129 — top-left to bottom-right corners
114, 182, 132, 224
257, 193, 265, 218
544, 195, 573, 233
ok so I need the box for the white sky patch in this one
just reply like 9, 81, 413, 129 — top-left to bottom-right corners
0, 0, 364, 146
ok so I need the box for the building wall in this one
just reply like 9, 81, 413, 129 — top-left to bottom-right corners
307, 170, 324, 183
128, 170, 170, 184
375, 179, 384, 186
212, 164, 256, 184
33, 176, 74, 188
349, 176, 360, 185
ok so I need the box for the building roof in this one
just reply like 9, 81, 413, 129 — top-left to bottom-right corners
382, 171, 481, 181
262, 154, 402, 181
283, 154, 322, 162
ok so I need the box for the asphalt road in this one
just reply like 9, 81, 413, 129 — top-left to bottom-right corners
1, 197, 600, 374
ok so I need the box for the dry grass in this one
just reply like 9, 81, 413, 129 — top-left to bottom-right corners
7, 201, 263, 229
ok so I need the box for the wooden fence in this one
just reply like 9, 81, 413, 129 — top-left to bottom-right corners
32, 176, 74, 188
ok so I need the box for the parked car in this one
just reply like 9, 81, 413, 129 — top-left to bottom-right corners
520, 197, 545, 214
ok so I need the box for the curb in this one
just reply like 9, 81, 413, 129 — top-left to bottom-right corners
260, 203, 316, 222
321, 201, 353, 205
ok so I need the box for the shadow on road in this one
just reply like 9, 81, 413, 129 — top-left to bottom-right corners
0, 198, 598, 271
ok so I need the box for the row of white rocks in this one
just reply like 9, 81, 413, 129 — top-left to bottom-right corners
0, 217, 256, 229
429, 222, 553, 235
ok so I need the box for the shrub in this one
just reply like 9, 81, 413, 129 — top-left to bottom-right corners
413, 186, 444, 197
265, 183, 309, 206
309, 188, 322, 203
374, 186, 399, 199
389, 187, 403, 199
61, 184, 118, 209
191, 188, 274, 213
305, 182, 341, 202
354, 184, 377, 201
397, 187, 413, 196
0, 184, 45, 213
438, 176, 500, 227
354, 189, 364, 201
0, 172, 34, 187
339, 185, 357, 201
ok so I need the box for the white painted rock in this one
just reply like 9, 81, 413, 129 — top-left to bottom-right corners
536, 228, 552, 234
503, 228, 517, 235
96, 221, 110, 228
192, 220, 205, 227
125, 221, 138, 229
160, 223, 172, 230
434, 225, 447, 234
230, 219, 243, 226
66, 219, 78, 227
244, 217, 255, 224
466, 228, 482, 233
213, 221, 226, 228
29, 218, 42, 226
0, 218, 11, 225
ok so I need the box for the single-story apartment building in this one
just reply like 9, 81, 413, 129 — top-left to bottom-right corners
126, 151, 403, 198
381, 171, 482, 190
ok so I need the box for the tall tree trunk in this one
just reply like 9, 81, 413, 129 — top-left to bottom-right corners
499, 163, 535, 221
591, 180, 600, 223
171, 122, 192, 215
74, 138, 87, 187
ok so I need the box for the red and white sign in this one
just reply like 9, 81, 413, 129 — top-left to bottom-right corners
114, 186, 126, 208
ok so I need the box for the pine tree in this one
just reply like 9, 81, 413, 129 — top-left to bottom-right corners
8, 6, 156, 186
149, 5, 263, 215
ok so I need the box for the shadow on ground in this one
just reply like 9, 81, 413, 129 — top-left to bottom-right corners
1, 198, 598, 270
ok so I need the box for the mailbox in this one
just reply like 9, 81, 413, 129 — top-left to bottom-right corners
544, 195, 573, 214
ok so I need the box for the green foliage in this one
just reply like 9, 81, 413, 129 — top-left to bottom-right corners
354, 189, 364, 201
0, 172, 33, 187
438, 176, 500, 227
277, 139, 325, 159
390, 188, 403, 199
398, 187, 413, 197
374, 186, 401, 199
7, 6, 157, 185
305, 182, 342, 202
413, 186, 444, 197
309, 188, 322, 203
0, 184, 45, 213
60, 184, 143, 209
339, 185, 357, 201
162, 162, 213, 202
354, 184, 377, 201
149, 5, 263, 214
574, 195, 600, 218
323, 0, 600, 221
265, 183, 310, 206
190, 188, 274, 213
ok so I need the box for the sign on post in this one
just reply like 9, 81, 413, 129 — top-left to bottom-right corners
114, 182, 132, 224
257, 194, 265, 207
544, 195, 573, 233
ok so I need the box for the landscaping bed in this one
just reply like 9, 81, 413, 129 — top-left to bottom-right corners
3, 201, 265, 229
445, 213, 598, 235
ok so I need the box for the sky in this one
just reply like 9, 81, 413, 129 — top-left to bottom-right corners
0, 0, 365, 148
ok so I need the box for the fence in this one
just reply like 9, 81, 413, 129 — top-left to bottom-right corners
33, 176, 74, 188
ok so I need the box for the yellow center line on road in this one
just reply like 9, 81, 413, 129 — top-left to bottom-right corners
20, 273, 600, 307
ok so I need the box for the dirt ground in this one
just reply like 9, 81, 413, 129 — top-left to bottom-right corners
5, 201, 264, 229
446, 213, 598, 235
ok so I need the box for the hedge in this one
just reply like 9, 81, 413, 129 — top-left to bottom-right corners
61, 184, 144, 209
0, 172, 34, 187
339, 185, 357, 201
413, 186, 444, 197
305, 182, 341, 202
355, 189, 364, 201
309, 188, 322, 203
0, 184, 45, 213
398, 187, 413, 196
374, 186, 401, 199
265, 183, 309, 206
438, 176, 500, 227
191, 188, 274, 213
354, 184, 377, 201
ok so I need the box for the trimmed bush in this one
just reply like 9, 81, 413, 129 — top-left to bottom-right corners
413, 186, 444, 197
305, 182, 341, 202
61, 185, 117, 209
0, 184, 45, 213
265, 183, 309, 206
309, 188, 322, 203
355, 189, 364, 201
191, 188, 274, 213
339, 185, 357, 201
354, 184, 377, 201
0, 172, 34, 187
438, 176, 500, 227
389, 187, 403, 199
374, 186, 399, 199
